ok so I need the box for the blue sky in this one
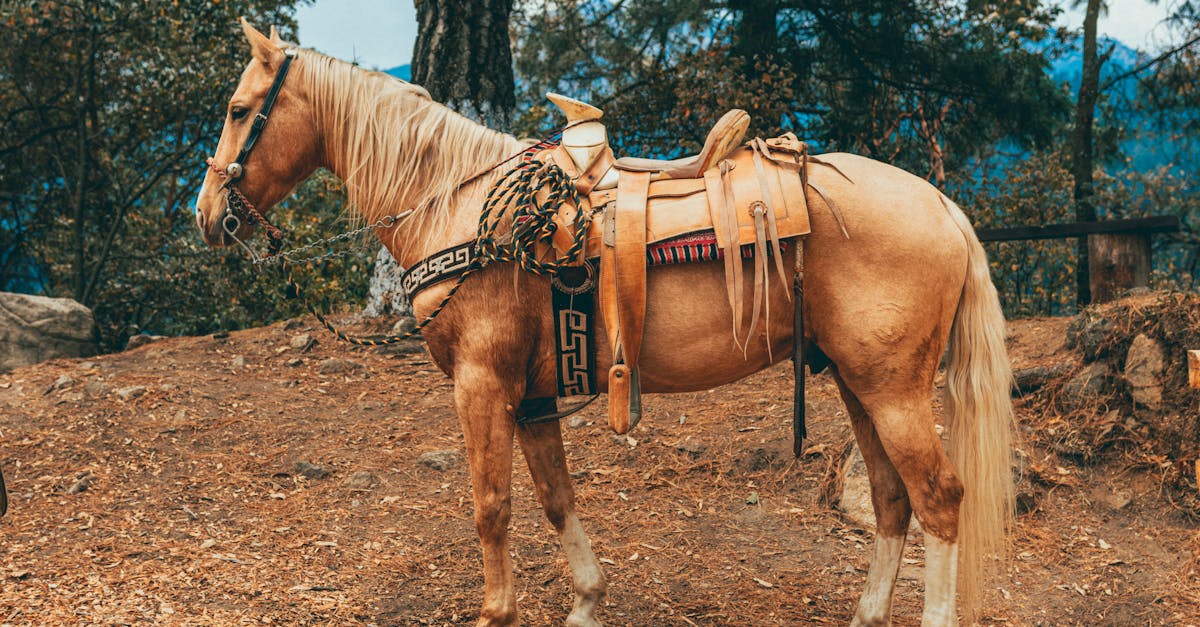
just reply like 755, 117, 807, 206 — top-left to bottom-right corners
293, 0, 1177, 70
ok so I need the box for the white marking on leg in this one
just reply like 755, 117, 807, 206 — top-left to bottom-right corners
561, 514, 606, 627
851, 534, 905, 626
922, 536, 959, 627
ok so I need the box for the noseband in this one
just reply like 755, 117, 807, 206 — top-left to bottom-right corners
206, 47, 297, 248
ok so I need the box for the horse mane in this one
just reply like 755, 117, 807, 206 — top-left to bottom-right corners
293, 49, 521, 253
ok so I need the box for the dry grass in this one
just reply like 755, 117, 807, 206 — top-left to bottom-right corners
0, 314, 1196, 625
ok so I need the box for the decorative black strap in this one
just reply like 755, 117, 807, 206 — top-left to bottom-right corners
551, 263, 597, 396
233, 49, 296, 175
400, 241, 477, 298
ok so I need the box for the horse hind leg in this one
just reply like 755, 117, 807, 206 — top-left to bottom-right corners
850, 389, 964, 627
516, 421, 606, 627
835, 374, 914, 627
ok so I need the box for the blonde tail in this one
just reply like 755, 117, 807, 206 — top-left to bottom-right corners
942, 198, 1015, 624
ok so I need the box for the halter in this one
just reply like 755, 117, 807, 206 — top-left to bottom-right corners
206, 47, 297, 247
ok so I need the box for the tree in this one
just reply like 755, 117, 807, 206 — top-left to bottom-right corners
411, 0, 517, 129
0, 1, 323, 348
511, 0, 1067, 185
1069, 0, 1107, 305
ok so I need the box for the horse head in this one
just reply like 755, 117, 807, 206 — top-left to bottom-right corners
195, 19, 320, 247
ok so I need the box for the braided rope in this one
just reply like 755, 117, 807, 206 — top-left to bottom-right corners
269, 157, 591, 346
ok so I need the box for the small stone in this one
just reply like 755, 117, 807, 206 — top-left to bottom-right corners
1103, 489, 1132, 511
124, 334, 166, 351
289, 334, 315, 351
1124, 334, 1164, 410
115, 385, 147, 401
67, 474, 94, 494
1060, 362, 1110, 408
295, 461, 331, 480
283, 318, 306, 331
417, 450, 461, 472
318, 358, 367, 376
344, 471, 377, 490
78, 361, 96, 370
49, 374, 75, 392
231, 355, 246, 369
745, 492, 760, 505
1012, 364, 1070, 394
83, 380, 112, 398
674, 438, 708, 456
286, 358, 303, 368
389, 317, 417, 337
566, 415, 589, 429
1065, 313, 1113, 361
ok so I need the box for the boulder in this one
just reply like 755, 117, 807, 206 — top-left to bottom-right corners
1065, 313, 1113, 361
1124, 333, 1164, 410
0, 292, 98, 373
839, 444, 919, 532
364, 247, 412, 317
1060, 362, 1111, 409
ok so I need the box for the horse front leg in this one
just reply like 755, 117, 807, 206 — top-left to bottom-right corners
517, 421, 606, 627
455, 361, 523, 626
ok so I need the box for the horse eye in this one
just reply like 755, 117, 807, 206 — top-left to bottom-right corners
230, 106, 250, 121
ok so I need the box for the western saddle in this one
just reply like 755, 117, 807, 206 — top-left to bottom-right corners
541, 93, 841, 440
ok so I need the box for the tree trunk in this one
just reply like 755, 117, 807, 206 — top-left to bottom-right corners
1071, 0, 1102, 306
411, 0, 516, 130
730, 0, 779, 72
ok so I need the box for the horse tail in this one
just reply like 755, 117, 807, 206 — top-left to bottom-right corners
941, 197, 1015, 623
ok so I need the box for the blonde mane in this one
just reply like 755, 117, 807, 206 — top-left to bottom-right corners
293, 49, 521, 254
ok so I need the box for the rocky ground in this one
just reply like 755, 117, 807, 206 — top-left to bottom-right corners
0, 310, 1197, 626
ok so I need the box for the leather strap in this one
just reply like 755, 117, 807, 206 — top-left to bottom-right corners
792, 237, 807, 456
613, 170, 650, 368
574, 146, 614, 196
231, 49, 296, 179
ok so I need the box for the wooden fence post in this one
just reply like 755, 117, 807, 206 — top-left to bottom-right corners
1188, 350, 1199, 390
1087, 232, 1151, 304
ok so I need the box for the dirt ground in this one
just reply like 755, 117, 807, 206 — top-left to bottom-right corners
0, 314, 1197, 626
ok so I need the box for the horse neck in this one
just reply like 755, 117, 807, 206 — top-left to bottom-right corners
309, 64, 521, 267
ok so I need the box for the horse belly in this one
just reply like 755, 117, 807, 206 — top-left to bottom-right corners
593, 259, 796, 394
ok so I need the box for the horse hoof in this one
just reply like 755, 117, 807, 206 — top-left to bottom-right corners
565, 613, 602, 627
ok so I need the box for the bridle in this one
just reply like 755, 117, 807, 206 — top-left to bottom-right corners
205, 47, 297, 251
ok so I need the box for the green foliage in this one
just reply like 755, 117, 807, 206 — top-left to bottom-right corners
0, 0, 371, 350
512, 0, 1070, 182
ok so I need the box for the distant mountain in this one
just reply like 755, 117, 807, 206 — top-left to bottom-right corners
384, 64, 411, 81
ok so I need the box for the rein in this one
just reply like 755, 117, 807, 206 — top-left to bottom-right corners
205, 48, 589, 345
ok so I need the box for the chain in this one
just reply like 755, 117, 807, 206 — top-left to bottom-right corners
251, 213, 408, 267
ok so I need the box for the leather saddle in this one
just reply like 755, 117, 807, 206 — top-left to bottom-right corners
542, 94, 838, 435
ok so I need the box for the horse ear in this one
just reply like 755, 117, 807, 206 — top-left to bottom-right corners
269, 25, 284, 46
240, 17, 283, 68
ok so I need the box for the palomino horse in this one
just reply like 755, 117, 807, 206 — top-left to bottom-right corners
196, 20, 1014, 626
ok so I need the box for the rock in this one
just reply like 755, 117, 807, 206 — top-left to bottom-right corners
283, 318, 307, 331
67, 474, 94, 494
285, 358, 303, 368
344, 471, 377, 490
372, 340, 424, 357
289, 333, 315, 351
230, 355, 246, 369
1012, 364, 1070, 395
83, 379, 112, 398
48, 374, 76, 392
1102, 489, 1132, 511
364, 247, 412, 317
417, 450, 461, 472
318, 358, 368, 376
1065, 313, 1113, 361
1123, 334, 1164, 410
1060, 362, 1111, 408
389, 317, 417, 337
0, 292, 99, 373
674, 437, 707, 456
839, 445, 876, 528
295, 461, 331, 480
124, 334, 166, 350
78, 361, 96, 370
115, 385, 147, 401
566, 415, 589, 429
839, 444, 919, 531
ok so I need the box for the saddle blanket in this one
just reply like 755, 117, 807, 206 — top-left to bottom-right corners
647, 231, 788, 266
